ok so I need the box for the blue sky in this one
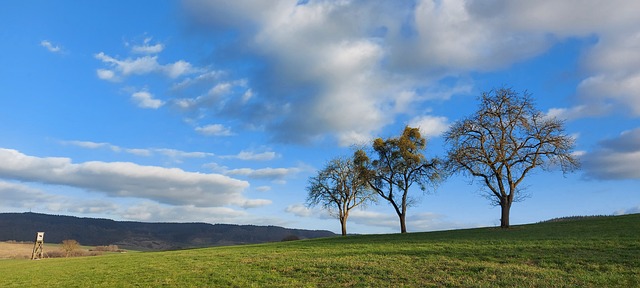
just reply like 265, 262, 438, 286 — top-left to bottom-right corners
1, 0, 639, 234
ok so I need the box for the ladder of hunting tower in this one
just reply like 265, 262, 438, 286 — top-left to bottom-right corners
31, 232, 44, 260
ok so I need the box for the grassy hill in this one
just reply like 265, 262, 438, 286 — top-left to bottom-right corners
0, 214, 638, 287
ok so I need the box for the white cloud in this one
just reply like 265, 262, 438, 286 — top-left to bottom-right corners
61, 140, 213, 160
582, 128, 640, 180
220, 150, 279, 161
120, 202, 286, 225
408, 115, 450, 138
62, 200, 120, 214
0, 181, 60, 208
153, 148, 213, 159
239, 199, 272, 208
285, 204, 318, 218
225, 167, 301, 181
164, 60, 194, 79
96, 69, 118, 81
61, 140, 109, 149
172, 71, 226, 91
336, 131, 372, 147
40, 40, 62, 53
348, 210, 468, 232
184, 1, 417, 144
131, 37, 164, 54
545, 105, 600, 121
121, 202, 249, 222
0, 148, 250, 207
0, 181, 124, 215
131, 91, 165, 109
180, 0, 640, 144
125, 148, 152, 157
95, 52, 195, 79
195, 124, 234, 136
95, 52, 159, 75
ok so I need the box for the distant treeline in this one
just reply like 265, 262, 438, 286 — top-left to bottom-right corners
540, 215, 612, 223
0, 212, 335, 251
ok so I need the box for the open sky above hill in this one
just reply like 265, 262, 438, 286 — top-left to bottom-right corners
1, 0, 639, 234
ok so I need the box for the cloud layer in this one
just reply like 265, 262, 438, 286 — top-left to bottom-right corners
178, 0, 640, 145
582, 128, 640, 180
0, 148, 267, 208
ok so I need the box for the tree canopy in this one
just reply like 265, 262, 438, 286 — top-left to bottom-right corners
355, 126, 441, 233
306, 156, 375, 236
445, 88, 579, 228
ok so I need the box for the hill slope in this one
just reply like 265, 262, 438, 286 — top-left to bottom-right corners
0, 213, 638, 287
0, 212, 335, 250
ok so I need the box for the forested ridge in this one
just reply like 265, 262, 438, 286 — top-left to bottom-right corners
0, 212, 335, 250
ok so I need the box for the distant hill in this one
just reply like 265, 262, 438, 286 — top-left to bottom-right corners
0, 212, 335, 251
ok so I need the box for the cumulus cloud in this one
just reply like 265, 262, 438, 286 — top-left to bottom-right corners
182, 0, 424, 145
178, 0, 640, 143
195, 124, 234, 136
0, 148, 254, 207
408, 115, 450, 138
131, 91, 165, 109
475, 0, 640, 118
40, 40, 62, 53
581, 128, 640, 180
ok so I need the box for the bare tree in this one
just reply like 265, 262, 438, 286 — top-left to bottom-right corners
61, 239, 80, 257
306, 156, 376, 236
355, 126, 441, 233
445, 88, 579, 228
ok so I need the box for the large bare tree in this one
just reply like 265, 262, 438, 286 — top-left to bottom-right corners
355, 126, 441, 233
306, 156, 376, 236
445, 88, 579, 228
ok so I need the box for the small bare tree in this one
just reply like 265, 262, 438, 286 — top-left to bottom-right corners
445, 88, 579, 228
61, 239, 80, 257
307, 156, 376, 236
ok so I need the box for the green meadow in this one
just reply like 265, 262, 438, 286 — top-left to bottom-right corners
1, 214, 638, 287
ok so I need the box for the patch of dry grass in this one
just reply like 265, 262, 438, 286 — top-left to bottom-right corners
0, 242, 35, 259
0, 241, 101, 259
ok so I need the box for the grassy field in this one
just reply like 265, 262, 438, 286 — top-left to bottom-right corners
0, 214, 638, 287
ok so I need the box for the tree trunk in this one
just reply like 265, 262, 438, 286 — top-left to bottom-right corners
500, 198, 512, 229
340, 216, 347, 236
399, 213, 407, 233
